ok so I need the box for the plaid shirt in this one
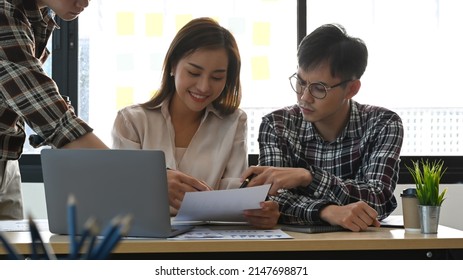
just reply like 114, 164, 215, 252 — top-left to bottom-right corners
0, 0, 92, 160
258, 101, 404, 225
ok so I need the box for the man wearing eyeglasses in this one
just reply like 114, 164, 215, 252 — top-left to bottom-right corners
241, 24, 404, 232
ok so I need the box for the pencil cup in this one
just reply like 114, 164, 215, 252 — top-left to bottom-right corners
401, 188, 421, 232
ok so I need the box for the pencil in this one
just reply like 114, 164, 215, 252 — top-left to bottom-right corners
89, 216, 122, 259
67, 194, 78, 259
239, 174, 255, 189
83, 221, 100, 260
70, 216, 97, 259
28, 217, 38, 259
28, 216, 56, 260
96, 214, 133, 260
0, 232, 22, 260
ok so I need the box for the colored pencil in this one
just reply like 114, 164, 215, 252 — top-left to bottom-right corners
28, 216, 56, 260
0, 232, 22, 260
67, 194, 78, 258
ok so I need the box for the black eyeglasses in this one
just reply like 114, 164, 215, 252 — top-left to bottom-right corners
289, 73, 353, 99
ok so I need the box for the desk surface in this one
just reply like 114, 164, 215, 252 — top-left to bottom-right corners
3, 225, 463, 257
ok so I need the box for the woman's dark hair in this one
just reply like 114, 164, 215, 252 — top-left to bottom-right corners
143, 17, 241, 115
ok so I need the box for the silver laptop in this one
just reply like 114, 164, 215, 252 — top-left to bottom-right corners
40, 149, 191, 238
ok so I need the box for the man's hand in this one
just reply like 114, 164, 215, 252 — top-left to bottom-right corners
241, 166, 312, 196
320, 201, 381, 231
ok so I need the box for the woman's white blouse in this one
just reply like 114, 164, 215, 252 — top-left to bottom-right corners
111, 101, 248, 190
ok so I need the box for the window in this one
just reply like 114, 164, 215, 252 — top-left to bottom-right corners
78, 0, 297, 154
304, 0, 463, 155
78, 0, 463, 156
19, 0, 463, 182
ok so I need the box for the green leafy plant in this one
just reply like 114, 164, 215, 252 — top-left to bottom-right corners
405, 159, 448, 206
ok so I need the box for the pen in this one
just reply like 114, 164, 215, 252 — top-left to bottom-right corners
239, 174, 256, 189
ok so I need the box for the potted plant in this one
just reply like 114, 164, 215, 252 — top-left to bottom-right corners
406, 159, 447, 234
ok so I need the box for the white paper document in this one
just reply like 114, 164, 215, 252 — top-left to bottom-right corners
174, 184, 271, 223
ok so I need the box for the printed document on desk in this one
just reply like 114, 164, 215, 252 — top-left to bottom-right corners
0, 219, 49, 232
174, 184, 271, 223
172, 227, 292, 240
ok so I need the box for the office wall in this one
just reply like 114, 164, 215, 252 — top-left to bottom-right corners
21, 183, 463, 230
21, 183, 47, 219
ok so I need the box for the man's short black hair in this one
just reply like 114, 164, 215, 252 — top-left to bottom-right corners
297, 23, 368, 80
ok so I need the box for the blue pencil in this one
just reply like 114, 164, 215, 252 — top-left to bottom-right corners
0, 232, 22, 260
28, 217, 39, 259
70, 216, 97, 260
96, 214, 133, 260
67, 194, 78, 259
82, 221, 100, 260
95, 223, 122, 260
89, 216, 121, 259
28, 216, 56, 260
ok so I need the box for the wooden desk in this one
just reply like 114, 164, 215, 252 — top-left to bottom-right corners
2, 225, 463, 259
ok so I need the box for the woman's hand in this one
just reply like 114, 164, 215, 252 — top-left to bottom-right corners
167, 169, 212, 210
243, 201, 280, 229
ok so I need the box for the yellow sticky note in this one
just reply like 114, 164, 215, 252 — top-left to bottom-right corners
116, 87, 134, 109
117, 12, 135, 35
252, 56, 270, 80
176, 15, 193, 31
253, 22, 271, 46
146, 13, 163, 37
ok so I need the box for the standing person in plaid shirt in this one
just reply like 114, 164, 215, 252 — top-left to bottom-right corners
241, 24, 404, 231
0, 0, 108, 220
